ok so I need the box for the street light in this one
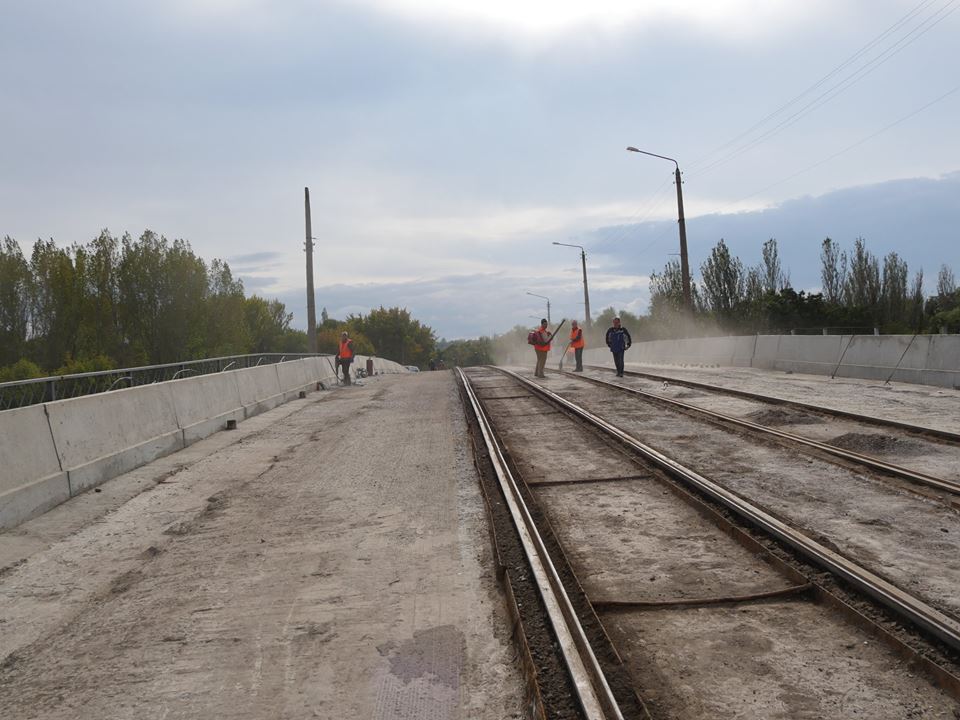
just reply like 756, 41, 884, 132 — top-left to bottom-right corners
525, 291, 551, 325
552, 241, 591, 329
626, 146, 692, 311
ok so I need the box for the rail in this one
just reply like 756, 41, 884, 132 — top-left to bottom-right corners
495, 366, 960, 654
0, 353, 332, 411
458, 368, 625, 720
585, 365, 960, 443
562, 370, 960, 497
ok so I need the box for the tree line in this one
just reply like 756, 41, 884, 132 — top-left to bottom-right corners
646, 237, 960, 338
0, 231, 440, 381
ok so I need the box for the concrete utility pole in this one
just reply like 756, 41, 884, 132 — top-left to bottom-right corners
626, 147, 692, 311
552, 241, 592, 328
304, 187, 318, 353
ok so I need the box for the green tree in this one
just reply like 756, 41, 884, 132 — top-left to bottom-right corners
28, 238, 83, 369
700, 239, 745, 319
880, 251, 909, 328
761, 238, 787, 292
0, 237, 31, 366
204, 259, 248, 357
349, 306, 436, 367
245, 295, 293, 353
843, 237, 881, 316
820, 238, 846, 305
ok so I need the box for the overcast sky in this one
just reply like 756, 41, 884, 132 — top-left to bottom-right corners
2, 0, 958, 338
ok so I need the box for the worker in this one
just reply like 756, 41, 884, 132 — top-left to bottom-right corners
605, 316, 632, 377
533, 318, 553, 378
569, 320, 585, 372
337, 331, 354, 385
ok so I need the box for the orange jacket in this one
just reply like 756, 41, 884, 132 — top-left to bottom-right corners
338, 339, 354, 359
533, 327, 552, 352
569, 327, 585, 349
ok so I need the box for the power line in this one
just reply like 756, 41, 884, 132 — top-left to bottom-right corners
690, 0, 958, 177
714, 82, 960, 213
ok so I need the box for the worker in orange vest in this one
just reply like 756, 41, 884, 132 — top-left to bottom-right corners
337, 331, 354, 385
569, 320, 585, 372
533, 318, 553, 378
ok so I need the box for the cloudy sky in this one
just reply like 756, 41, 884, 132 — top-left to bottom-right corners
2, 0, 958, 338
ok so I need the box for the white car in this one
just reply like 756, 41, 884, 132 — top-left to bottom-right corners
405, 365, 420, 372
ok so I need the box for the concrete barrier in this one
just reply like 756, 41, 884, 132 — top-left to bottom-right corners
619, 333, 960, 389
276, 359, 311, 401
168, 371, 245, 446
234, 364, 285, 418
0, 355, 412, 530
46, 383, 184, 496
0, 405, 69, 529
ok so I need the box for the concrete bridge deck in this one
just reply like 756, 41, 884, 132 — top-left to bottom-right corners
0, 373, 524, 720
3, 361, 960, 718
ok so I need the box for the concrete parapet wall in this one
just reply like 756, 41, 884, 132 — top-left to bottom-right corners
46, 384, 184, 496
1, 356, 409, 530
0, 405, 70, 529
613, 333, 960, 389
169, 371, 245, 446
234, 363, 285, 417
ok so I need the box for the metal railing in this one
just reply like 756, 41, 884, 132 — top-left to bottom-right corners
0, 354, 331, 411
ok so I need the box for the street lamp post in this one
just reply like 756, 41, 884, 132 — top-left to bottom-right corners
525, 291, 551, 325
626, 147, 692, 311
552, 241, 591, 329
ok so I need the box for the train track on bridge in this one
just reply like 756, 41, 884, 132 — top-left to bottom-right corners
459, 365, 960, 718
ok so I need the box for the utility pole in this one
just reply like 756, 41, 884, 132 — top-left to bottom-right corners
674, 166, 692, 311
304, 187, 317, 353
552, 241, 592, 328
627, 147, 693, 312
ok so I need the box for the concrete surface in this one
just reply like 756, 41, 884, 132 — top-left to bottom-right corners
0, 372, 524, 719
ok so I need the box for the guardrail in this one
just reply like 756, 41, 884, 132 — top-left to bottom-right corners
0, 353, 331, 411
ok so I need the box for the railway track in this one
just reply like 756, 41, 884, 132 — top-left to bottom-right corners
459, 366, 960, 718
564, 368, 960, 499
584, 364, 960, 444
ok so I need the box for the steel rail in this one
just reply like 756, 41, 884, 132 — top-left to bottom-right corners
562, 370, 960, 497
494, 366, 960, 654
584, 365, 960, 444
458, 368, 625, 720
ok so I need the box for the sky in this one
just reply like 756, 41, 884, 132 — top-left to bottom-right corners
2, 0, 958, 339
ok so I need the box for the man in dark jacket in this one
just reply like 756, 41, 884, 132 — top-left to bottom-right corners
605, 317, 632, 377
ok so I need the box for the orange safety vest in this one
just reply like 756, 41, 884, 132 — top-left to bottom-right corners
534, 327, 551, 352
338, 339, 353, 359
569, 328, 585, 350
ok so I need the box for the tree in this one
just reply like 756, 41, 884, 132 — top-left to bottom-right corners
204, 259, 248, 357
700, 239, 745, 318
245, 296, 294, 353
0, 237, 31, 366
908, 269, 925, 330
349, 306, 436, 367
843, 237, 881, 316
820, 237, 846, 304
880, 251, 909, 328
28, 238, 83, 369
761, 238, 787, 292
937, 264, 956, 298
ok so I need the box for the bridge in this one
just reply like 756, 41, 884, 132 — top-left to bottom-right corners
2, 334, 960, 718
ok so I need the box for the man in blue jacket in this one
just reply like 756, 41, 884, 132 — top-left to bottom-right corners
605, 317, 632, 377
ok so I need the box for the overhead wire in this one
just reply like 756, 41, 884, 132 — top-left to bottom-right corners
690, 0, 959, 178
687, 0, 941, 172
712, 82, 960, 215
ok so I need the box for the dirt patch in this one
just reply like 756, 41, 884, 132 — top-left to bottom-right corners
829, 432, 926, 455
745, 408, 819, 426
